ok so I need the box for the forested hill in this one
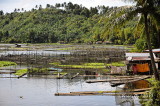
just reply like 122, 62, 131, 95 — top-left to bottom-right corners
0, 2, 140, 44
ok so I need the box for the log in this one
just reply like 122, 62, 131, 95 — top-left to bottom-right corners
132, 88, 151, 92
70, 91, 120, 94
70, 73, 79, 79
56, 73, 68, 79
0, 77, 19, 78
0, 72, 15, 74
17, 73, 27, 79
56, 73, 61, 79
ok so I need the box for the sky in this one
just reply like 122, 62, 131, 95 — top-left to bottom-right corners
0, 0, 133, 13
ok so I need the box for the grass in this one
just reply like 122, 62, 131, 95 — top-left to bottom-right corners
0, 61, 17, 67
15, 69, 28, 76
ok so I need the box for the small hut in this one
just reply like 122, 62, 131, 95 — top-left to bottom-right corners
126, 52, 160, 75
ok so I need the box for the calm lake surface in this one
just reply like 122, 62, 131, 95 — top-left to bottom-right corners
0, 44, 141, 106
0, 76, 141, 106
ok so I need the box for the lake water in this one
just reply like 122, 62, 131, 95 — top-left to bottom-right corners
0, 76, 142, 106
0, 44, 141, 106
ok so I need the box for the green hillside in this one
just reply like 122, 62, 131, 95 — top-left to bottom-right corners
0, 2, 159, 49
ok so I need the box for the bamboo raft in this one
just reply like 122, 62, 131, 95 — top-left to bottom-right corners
86, 76, 150, 85
110, 76, 151, 87
55, 88, 151, 96
86, 77, 137, 83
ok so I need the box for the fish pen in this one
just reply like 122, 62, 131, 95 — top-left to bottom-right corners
0, 44, 126, 77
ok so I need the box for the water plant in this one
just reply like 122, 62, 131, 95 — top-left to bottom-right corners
15, 69, 28, 76
50, 62, 61, 66
28, 68, 49, 74
50, 62, 106, 69
0, 61, 17, 67
102, 69, 110, 73
58, 65, 106, 69
106, 61, 126, 67
50, 62, 126, 70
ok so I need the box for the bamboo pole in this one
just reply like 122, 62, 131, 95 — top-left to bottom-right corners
55, 88, 150, 96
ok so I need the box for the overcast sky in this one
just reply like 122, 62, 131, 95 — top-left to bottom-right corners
0, 0, 133, 13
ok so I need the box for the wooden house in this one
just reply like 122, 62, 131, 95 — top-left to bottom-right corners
126, 52, 160, 75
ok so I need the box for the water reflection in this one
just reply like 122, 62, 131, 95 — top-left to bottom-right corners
124, 80, 150, 90
115, 80, 150, 106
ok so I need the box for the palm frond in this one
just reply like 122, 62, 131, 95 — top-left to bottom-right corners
114, 6, 141, 26
134, 15, 145, 38
150, 10, 160, 30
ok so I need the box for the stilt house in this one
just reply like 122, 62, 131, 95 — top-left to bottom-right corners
126, 50, 160, 74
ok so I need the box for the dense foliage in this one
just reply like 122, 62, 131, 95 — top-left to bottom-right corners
0, 2, 159, 49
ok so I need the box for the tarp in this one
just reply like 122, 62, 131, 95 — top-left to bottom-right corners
136, 63, 150, 72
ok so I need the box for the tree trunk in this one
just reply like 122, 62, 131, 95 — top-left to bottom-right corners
144, 13, 160, 81
158, 30, 160, 48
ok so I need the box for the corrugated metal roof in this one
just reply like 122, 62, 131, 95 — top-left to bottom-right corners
126, 53, 157, 61
145, 49, 160, 53
126, 53, 150, 57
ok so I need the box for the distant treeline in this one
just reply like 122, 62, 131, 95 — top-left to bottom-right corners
0, 2, 159, 49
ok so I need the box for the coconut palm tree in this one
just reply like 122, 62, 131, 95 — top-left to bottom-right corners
120, 0, 160, 80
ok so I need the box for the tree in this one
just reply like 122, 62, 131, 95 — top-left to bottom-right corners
21, 8, 24, 11
46, 4, 50, 8
55, 3, 61, 8
39, 5, 42, 10
14, 8, 17, 12
35, 5, 38, 9
90, 7, 98, 16
122, 0, 160, 80
0, 10, 4, 15
80, 8, 90, 17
